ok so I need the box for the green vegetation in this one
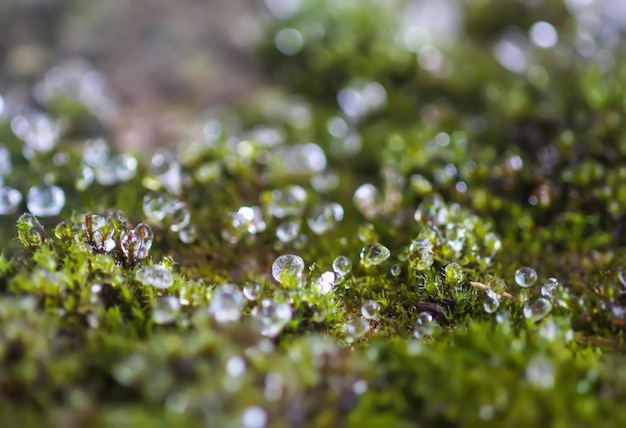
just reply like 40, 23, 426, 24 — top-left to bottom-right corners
2, 0, 626, 426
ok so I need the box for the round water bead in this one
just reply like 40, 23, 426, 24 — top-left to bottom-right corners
332, 255, 352, 278
209, 284, 244, 323
312, 271, 338, 295
135, 223, 154, 257
515, 267, 537, 288
357, 223, 378, 243
390, 264, 402, 277
483, 287, 500, 314
345, 318, 370, 343
276, 221, 300, 243
136, 265, 174, 290
361, 300, 381, 320
266, 185, 308, 218
444, 262, 463, 286
272, 254, 305, 285
17, 212, 52, 249
83, 213, 116, 252
178, 222, 197, 244
408, 243, 434, 271
152, 296, 181, 324
243, 281, 263, 301
306, 202, 344, 235
168, 201, 192, 232
143, 192, 170, 223
252, 298, 293, 337
353, 183, 381, 220
413, 312, 437, 339
222, 206, 266, 244
241, 405, 268, 428
540, 277, 561, 299
360, 243, 390, 267
111, 154, 138, 183
26, 185, 65, 217
83, 138, 110, 167
0, 186, 22, 215
121, 225, 153, 260
523, 298, 552, 322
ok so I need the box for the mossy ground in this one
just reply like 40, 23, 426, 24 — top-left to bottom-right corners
2, 0, 626, 426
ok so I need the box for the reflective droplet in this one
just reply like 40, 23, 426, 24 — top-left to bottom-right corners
110, 153, 138, 183
353, 183, 381, 220
252, 298, 293, 337
346, 318, 369, 343
135, 264, 174, 289
361, 300, 380, 320
360, 243, 390, 267
306, 202, 344, 234
272, 254, 305, 285
483, 287, 500, 314
209, 284, 244, 323
312, 271, 338, 295
178, 222, 197, 244
409, 243, 434, 271
390, 264, 402, 277
83, 138, 110, 167
153, 296, 181, 324
241, 405, 268, 428
515, 267, 537, 288
17, 212, 52, 249
75, 164, 95, 191
0, 186, 22, 215
332, 255, 352, 278
143, 192, 169, 223
276, 221, 300, 243
413, 312, 437, 339
540, 277, 560, 299
523, 298, 552, 322
444, 262, 463, 286
26, 185, 65, 217
243, 281, 262, 301
357, 223, 378, 243
265, 185, 307, 218
135, 223, 154, 259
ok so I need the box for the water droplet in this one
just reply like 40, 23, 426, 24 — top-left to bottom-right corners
241, 405, 268, 428
311, 169, 339, 193
252, 298, 293, 337
143, 193, 170, 223
84, 213, 116, 252
276, 221, 300, 243
312, 271, 338, 295
243, 281, 262, 301
486, 277, 508, 294
515, 267, 537, 288
153, 296, 181, 324
110, 153, 138, 183
75, 164, 95, 191
361, 300, 381, 320
525, 355, 554, 389
222, 206, 266, 244
209, 284, 244, 323
360, 243, 390, 267
272, 254, 305, 285
134, 223, 154, 258
523, 298, 552, 322
26, 185, 65, 217
346, 318, 369, 343
11, 111, 61, 155
151, 148, 182, 195
17, 213, 52, 249
413, 312, 437, 339
408, 243, 434, 271
332, 255, 352, 278
353, 183, 381, 220
483, 287, 500, 314
390, 264, 402, 276
444, 262, 463, 286
83, 138, 110, 167
178, 222, 197, 244
540, 277, 560, 299
357, 223, 378, 243
409, 174, 432, 195
135, 264, 174, 289
168, 200, 191, 232
0, 186, 22, 215
0, 144, 13, 176
265, 185, 308, 218
121, 225, 153, 261
307, 202, 344, 234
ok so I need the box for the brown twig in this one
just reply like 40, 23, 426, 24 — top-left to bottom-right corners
469, 281, 516, 302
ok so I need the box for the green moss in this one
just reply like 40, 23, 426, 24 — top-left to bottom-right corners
2, 0, 626, 425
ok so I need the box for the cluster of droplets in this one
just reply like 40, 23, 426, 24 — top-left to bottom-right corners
79, 138, 138, 189
143, 192, 196, 243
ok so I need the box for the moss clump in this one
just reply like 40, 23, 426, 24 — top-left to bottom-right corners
2, 0, 626, 425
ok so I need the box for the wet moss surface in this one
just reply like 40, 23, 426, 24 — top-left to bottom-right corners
2, 0, 626, 426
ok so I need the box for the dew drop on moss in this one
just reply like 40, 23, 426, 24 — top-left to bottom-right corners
409, 243, 434, 271
346, 318, 369, 343
26, 184, 65, 217
483, 287, 500, 314
0, 186, 22, 215
361, 300, 381, 320
17, 212, 52, 249
252, 298, 293, 337
276, 220, 300, 243
143, 192, 169, 223
241, 405, 268, 428
135, 264, 174, 289
312, 271, 337, 294
272, 254, 305, 285
540, 277, 560, 298
266, 185, 307, 218
413, 312, 437, 339
306, 202, 344, 234
444, 262, 463, 286
332, 255, 352, 277
390, 264, 401, 276
515, 267, 538, 288
353, 183, 381, 220
243, 281, 262, 301
178, 222, 197, 244
360, 243, 390, 267
209, 284, 244, 323
152, 296, 181, 324
523, 298, 552, 322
